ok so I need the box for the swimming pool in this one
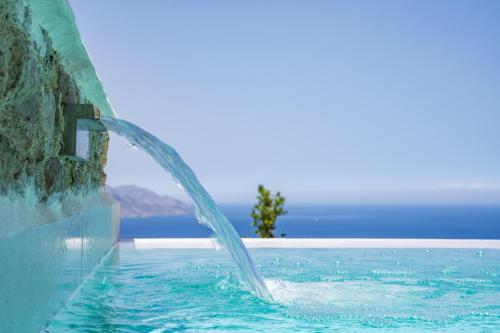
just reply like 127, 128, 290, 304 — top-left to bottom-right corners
46, 241, 500, 332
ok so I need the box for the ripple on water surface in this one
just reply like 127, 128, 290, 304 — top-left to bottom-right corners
46, 244, 500, 332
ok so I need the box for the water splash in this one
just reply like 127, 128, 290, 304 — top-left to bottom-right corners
101, 116, 271, 300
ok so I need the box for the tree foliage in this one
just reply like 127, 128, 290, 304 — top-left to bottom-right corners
251, 185, 287, 238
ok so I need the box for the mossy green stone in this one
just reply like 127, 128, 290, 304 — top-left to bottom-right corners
0, 0, 109, 200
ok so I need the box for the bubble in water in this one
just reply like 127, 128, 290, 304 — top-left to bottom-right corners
211, 238, 222, 251
441, 265, 457, 274
128, 142, 139, 150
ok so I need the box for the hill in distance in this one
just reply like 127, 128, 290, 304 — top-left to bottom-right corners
106, 185, 192, 218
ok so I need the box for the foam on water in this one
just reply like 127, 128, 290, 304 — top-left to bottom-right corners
266, 279, 428, 305
266, 279, 470, 323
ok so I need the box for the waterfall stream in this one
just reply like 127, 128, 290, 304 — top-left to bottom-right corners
101, 116, 271, 301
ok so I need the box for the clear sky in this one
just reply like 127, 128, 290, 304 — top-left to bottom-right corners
69, 0, 500, 204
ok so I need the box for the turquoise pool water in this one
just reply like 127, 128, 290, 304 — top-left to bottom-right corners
46, 243, 500, 332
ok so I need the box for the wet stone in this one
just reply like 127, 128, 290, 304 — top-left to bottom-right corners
0, 1, 109, 200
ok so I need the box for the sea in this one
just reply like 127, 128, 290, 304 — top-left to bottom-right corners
120, 204, 500, 239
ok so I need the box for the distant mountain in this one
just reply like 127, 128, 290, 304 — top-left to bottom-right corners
106, 185, 192, 218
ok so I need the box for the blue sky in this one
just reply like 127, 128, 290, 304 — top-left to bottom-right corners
69, 0, 500, 203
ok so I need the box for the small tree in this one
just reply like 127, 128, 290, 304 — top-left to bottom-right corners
251, 185, 287, 238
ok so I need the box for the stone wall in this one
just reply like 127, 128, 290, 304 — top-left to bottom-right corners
0, 1, 120, 331
0, 0, 108, 200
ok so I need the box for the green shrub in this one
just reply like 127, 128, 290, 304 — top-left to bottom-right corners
251, 185, 287, 238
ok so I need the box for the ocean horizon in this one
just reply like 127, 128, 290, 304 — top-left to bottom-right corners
120, 204, 500, 239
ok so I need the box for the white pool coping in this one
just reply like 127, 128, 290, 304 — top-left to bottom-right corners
133, 238, 500, 249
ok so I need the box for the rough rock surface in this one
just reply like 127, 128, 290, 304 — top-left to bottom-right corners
0, 0, 108, 200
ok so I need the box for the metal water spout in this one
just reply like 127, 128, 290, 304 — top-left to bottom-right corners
62, 104, 106, 160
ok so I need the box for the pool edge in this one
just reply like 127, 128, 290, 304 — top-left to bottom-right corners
133, 238, 500, 249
